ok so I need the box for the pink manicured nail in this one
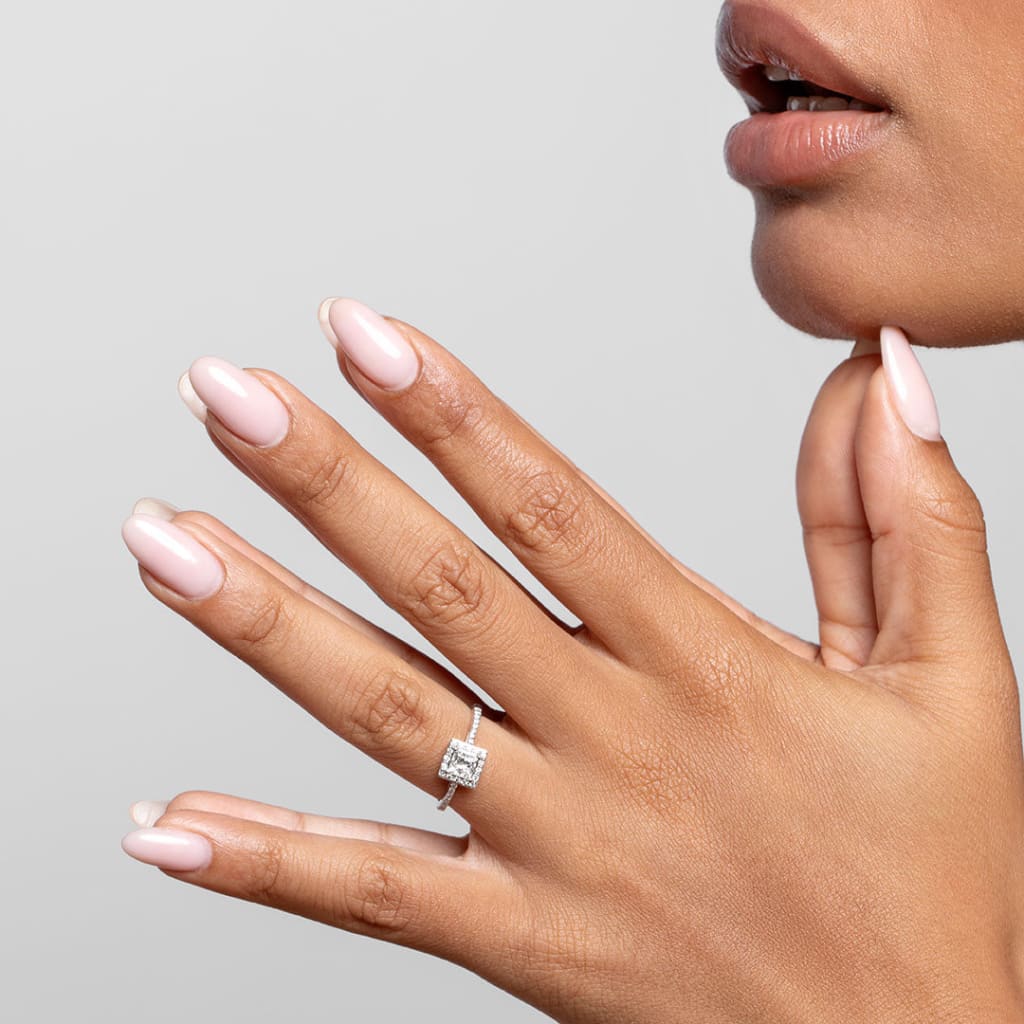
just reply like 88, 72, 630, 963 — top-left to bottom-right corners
121, 513, 224, 599
186, 356, 290, 447
325, 298, 420, 391
879, 326, 942, 441
121, 827, 213, 871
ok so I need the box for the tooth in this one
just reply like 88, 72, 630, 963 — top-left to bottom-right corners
849, 100, 873, 111
808, 96, 825, 111
787, 97, 811, 111
764, 65, 790, 82
818, 97, 851, 111
788, 69, 805, 82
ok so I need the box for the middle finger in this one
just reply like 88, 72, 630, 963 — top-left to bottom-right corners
181, 357, 598, 739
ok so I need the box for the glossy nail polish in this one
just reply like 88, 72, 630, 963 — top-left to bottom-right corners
185, 357, 289, 447
121, 514, 224, 599
121, 827, 213, 871
129, 800, 169, 827
879, 326, 942, 441
325, 298, 420, 391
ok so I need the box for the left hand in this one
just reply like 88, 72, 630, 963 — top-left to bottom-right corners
120, 300, 1024, 1023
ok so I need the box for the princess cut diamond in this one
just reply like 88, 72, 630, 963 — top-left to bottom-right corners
438, 738, 487, 788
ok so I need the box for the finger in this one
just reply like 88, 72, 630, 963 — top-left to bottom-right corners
504, 398, 819, 660
796, 348, 881, 669
121, 511, 543, 835
853, 327, 1012, 707
180, 357, 588, 738
121, 809, 523, 974
319, 300, 815, 661
158, 790, 467, 856
136, 500, 485, 704
322, 298, 775, 680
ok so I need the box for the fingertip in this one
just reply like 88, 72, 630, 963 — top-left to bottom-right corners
879, 325, 942, 442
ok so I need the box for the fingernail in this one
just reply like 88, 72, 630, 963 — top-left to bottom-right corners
121, 514, 224, 599
318, 296, 341, 348
326, 298, 420, 391
879, 326, 942, 441
121, 827, 213, 871
131, 497, 179, 522
186, 357, 290, 448
178, 371, 207, 423
850, 337, 881, 359
129, 800, 169, 827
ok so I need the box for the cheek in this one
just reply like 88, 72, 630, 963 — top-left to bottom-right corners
748, 128, 1024, 346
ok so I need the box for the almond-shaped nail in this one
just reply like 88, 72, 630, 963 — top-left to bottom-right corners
879, 326, 942, 441
129, 800, 169, 827
326, 298, 420, 391
121, 513, 224, 599
121, 827, 213, 871
186, 357, 289, 447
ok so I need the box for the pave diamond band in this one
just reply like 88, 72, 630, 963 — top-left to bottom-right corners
437, 704, 487, 811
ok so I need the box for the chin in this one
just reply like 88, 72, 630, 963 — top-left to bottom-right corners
748, 194, 1024, 348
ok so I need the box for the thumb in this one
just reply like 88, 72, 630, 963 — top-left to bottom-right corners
854, 327, 1009, 694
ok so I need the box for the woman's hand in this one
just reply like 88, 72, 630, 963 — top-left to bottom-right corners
120, 301, 1024, 1023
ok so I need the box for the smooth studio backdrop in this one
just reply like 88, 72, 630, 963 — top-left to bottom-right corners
4, 1, 1023, 1020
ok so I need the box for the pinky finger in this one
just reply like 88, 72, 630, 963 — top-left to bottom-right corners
133, 789, 467, 856
120, 808, 520, 963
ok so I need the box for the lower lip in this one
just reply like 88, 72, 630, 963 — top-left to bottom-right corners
724, 109, 893, 187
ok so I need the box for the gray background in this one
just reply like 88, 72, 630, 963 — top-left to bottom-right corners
4, 1, 1023, 1020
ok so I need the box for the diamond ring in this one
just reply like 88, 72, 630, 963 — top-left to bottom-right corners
436, 704, 488, 811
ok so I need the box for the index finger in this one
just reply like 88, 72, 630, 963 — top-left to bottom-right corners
321, 298, 772, 683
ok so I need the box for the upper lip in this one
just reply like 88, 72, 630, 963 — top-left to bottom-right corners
715, 1, 891, 114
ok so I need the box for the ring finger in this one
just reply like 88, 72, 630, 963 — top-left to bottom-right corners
121, 510, 545, 838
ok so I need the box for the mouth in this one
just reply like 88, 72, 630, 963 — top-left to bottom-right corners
716, 2, 894, 187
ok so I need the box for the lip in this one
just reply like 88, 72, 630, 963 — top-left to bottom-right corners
716, 1, 894, 187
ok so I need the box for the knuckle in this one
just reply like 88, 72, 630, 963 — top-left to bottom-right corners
293, 446, 357, 512
233, 589, 294, 652
348, 666, 428, 755
246, 833, 288, 906
416, 389, 486, 457
665, 617, 759, 720
339, 851, 417, 935
502, 470, 594, 560
399, 542, 492, 629
914, 479, 988, 552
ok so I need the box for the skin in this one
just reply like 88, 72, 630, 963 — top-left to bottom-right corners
122, 2, 1024, 1020
744, 0, 1024, 346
